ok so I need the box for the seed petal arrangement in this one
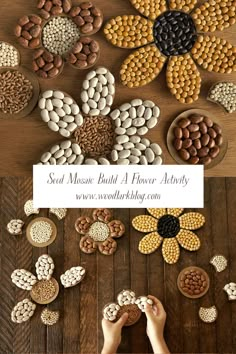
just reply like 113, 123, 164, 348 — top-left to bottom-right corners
132, 208, 205, 264
75, 208, 125, 255
208, 82, 236, 114
11, 254, 86, 324
104, 0, 236, 103
15, 1, 103, 79
37, 67, 163, 165
103, 290, 153, 326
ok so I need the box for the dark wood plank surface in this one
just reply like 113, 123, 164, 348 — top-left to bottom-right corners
0, 177, 236, 354
0, 0, 235, 177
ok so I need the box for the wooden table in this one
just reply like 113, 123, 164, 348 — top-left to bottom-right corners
0, 177, 236, 354
0, 0, 235, 176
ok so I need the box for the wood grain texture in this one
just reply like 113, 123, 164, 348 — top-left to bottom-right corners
0, 177, 236, 353
0, 0, 235, 176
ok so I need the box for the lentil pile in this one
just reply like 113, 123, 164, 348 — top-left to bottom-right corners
42, 17, 81, 56
173, 113, 224, 165
153, 11, 197, 57
208, 82, 236, 113
199, 306, 218, 323
31, 279, 57, 303
0, 70, 33, 114
0, 42, 19, 67
41, 308, 59, 326
178, 267, 209, 297
74, 116, 115, 158
30, 220, 53, 244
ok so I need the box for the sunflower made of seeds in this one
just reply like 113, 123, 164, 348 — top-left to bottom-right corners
75, 208, 125, 255
104, 0, 236, 104
15, 1, 103, 79
11, 254, 86, 325
37, 67, 163, 165
132, 208, 205, 264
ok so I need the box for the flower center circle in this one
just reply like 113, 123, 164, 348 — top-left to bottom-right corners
157, 214, 180, 238
153, 11, 197, 57
88, 222, 110, 242
42, 16, 80, 56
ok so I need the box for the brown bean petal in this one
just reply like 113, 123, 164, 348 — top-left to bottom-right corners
199, 156, 212, 165
204, 116, 213, 127
179, 149, 190, 161
174, 127, 183, 139
189, 156, 199, 164
210, 146, 220, 159
190, 131, 201, 140
194, 139, 201, 150
201, 134, 210, 146
215, 134, 223, 147
178, 118, 191, 128
189, 114, 204, 124
182, 138, 192, 149
188, 145, 197, 156
188, 124, 199, 132
198, 147, 209, 158
174, 138, 182, 151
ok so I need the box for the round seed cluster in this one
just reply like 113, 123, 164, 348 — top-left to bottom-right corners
191, 35, 235, 74
178, 268, 209, 297
223, 282, 236, 301
38, 140, 84, 165
11, 299, 36, 324
135, 296, 153, 312
117, 289, 136, 306
98, 237, 117, 255
30, 220, 53, 244
139, 232, 163, 254
208, 82, 236, 113
103, 303, 120, 321
41, 308, 59, 326
24, 200, 40, 217
7, 219, 24, 235
157, 215, 180, 238
32, 48, 64, 79
42, 16, 80, 56
199, 306, 218, 323
11, 269, 37, 291
93, 208, 112, 222
31, 279, 57, 302
192, 0, 236, 32
75, 216, 93, 234
88, 221, 110, 242
67, 37, 99, 69
37, 0, 72, 20
36, 254, 55, 281
130, 0, 167, 20
210, 254, 228, 272
176, 230, 201, 251
104, 15, 153, 48
162, 239, 180, 264
81, 67, 115, 117
109, 220, 125, 238
167, 54, 201, 104
80, 236, 97, 254
120, 45, 166, 88
39, 90, 83, 138
60, 266, 85, 288
169, 0, 197, 13
49, 208, 67, 220
153, 11, 197, 57
0, 42, 19, 67
179, 212, 205, 230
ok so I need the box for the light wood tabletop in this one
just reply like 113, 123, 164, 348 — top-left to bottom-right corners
0, 0, 235, 176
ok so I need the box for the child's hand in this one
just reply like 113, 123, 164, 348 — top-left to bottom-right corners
101, 313, 128, 354
145, 296, 170, 354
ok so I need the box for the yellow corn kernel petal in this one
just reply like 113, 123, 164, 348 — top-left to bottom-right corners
104, 15, 154, 49
191, 35, 236, 74
120, 45, 166, 88
147, 208, 166, 219
166, 53, 201, 104
167, 208, 184, 217
192, 0, 236, 32
162, 238, 180, 264
179, 212, 205, 230
138, 232, 163, 254
169, 0, 198, 13
176, 229, 201, 251
130, 0, 167, 20
132, 215, 157, 232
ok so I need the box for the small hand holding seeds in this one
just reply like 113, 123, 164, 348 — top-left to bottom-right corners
101, 312, 128, 354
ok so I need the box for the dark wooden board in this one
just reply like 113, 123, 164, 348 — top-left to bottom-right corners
0, 177, 236, 353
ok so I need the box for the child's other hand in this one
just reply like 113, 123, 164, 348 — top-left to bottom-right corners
144, 295, 167, 341
101, 313, 128, 354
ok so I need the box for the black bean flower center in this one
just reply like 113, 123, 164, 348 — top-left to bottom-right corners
157, 214, 180, 238
153, 11, 197, 57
